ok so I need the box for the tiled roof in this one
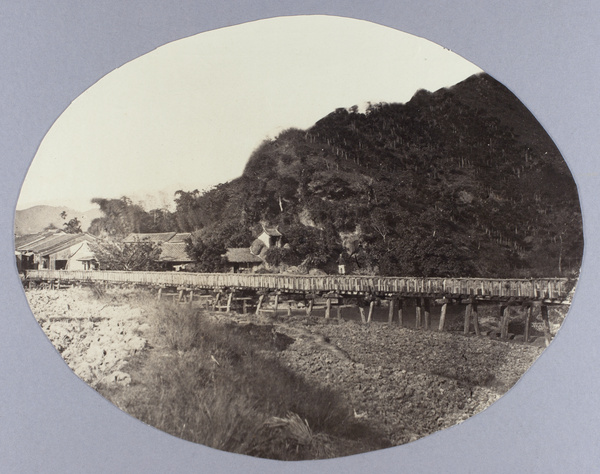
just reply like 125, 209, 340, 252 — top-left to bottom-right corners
123, 232, 177, 243
158, 242, 193, 262
15, 230, 64, 249
17, 233, 95, 256
168, 233, 191, 243
224, 248, 263, 263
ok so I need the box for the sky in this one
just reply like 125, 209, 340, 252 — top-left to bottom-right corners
16, 15, 482, 212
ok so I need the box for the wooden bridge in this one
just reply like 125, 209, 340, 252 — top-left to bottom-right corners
23, 269, 570, 300
24, 269, 573, 346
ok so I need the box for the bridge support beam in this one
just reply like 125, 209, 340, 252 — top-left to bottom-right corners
472, 300, 480, 336
499, 305, 509, 339
367, 299, 375, 323
438, 298, 449, 331
388, 298, 395, 324
524, 305, 533, 343
415, 298, 422, 329
423, 297, 431, 330
255, 294, 265, 315
398, 298, 404, 327
541, 305, 552, 347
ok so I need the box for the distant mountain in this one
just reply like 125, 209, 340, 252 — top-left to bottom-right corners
14, 205, 102, 236
174, 73, 583, 278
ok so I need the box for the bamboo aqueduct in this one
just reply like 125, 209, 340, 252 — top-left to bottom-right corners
24, 269, 574, 346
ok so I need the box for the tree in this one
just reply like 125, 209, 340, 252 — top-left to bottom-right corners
88, 197, 154, 237
60, 211, 82, 234
91, 238, 163, 271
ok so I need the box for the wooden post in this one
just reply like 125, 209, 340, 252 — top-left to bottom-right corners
471, 300, 480, 336
388, 298, 395, 324
273, 293, 279, 316
212, 291, 222, 311
464, 301, 472, 335
541, 305, 552, 347
423, 298, 431, 331
500, 305, 509, 339
438, 300, 448, 331
398, 298, 404, 327
325, 297, 331, 319
255, 294, 265, 315
337, 301, 342, 320
306, 299, 314, 317
157, 287, 162, 301
226, 292, 233, 313
415, 298, 422, 329
367, 299, 375, 323
242, 298, 248, 314
177, 289, 185, 303
524, 305, 533, 343
359, 306, 367, 324
287, 301, 292, 317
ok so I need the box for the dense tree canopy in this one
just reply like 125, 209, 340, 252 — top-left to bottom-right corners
89, 73, 583, 277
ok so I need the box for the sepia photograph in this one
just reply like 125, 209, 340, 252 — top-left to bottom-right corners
5, 6, 596, 470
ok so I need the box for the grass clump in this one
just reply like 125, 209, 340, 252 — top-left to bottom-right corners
102, 303, 388, 460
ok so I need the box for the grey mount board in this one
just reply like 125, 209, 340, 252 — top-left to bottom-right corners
1, 2, 598, 473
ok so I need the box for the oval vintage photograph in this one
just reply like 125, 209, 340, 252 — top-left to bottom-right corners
15, 16, 582, 460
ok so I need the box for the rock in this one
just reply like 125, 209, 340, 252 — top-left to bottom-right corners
110, 371, 132, 386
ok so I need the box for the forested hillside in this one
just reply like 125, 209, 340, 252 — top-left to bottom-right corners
91, 73, 583, 277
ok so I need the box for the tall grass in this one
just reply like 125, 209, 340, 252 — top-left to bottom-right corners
106, 302, 388, 460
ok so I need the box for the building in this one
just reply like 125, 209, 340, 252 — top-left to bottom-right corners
15, 230, 97, 272
223, 225, 283, 273
122, 232, 194, 271
256, 225, 282, 249
223, 248, 264, 273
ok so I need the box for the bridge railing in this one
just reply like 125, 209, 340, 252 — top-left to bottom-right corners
23, 269, 571, 300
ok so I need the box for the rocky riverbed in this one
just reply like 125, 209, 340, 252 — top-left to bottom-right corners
26, 286, 553, 449
26, 288, 148, 387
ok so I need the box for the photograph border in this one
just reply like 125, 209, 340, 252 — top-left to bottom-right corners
2, 2, 598, 472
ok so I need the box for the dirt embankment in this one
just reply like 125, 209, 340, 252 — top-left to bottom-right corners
26, 288, 148, 387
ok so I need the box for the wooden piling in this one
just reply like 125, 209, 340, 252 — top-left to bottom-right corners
464, 302, 472, 335
212, 291, 222, 311
226, 292, 233, 313
524, 305, 533, 343
306, 299, 314, 317
325, 297, 331, 319
255, 294, 264, 315
500, 305, 509, 339
358, 301, 367, 324
388, 298, 395, 324
367, 300, 375, 323
471, 300, 480, 336
273, 293, 279, 316
541, 305, 552, 347
438, 300, 448, 331
177, 289, 185, 303
157, 287, 162, 301
423, 298, 431, 331
337, 301, 342, 320
188, 290, 194, 305
398, 298, 404, 327
415, 298, 422, 328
